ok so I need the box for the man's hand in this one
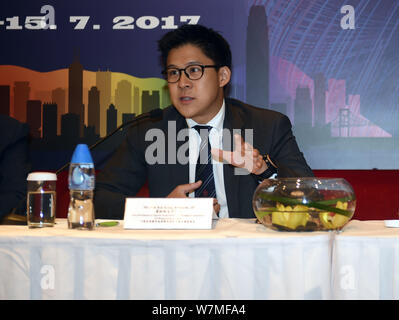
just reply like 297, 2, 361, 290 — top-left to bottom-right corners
211, 133, 267, 175
213, 198, 220, 216
167, 181, 202, 198
167, 181, 220, 215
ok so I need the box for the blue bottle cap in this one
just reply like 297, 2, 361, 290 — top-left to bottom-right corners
71, 144, 93, 164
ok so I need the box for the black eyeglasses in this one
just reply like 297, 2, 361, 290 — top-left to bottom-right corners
162, 64, 219, 83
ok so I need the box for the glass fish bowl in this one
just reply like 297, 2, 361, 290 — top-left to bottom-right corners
252, 178, 356, 231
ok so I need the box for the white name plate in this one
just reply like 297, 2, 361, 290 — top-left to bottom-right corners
123, 198, 213, 230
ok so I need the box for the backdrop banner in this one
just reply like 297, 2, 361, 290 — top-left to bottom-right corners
1, 0, 398, 170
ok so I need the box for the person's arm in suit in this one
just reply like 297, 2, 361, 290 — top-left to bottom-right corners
94, 124, 148, 219
268, 114, 314, 177
0, 119, 30, 218
213, 100, 313, 180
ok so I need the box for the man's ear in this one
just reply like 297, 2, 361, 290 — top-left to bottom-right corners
218, 66, 231, 88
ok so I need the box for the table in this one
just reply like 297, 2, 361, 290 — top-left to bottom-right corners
0, 219, 333, 300
332, 220, 399, 299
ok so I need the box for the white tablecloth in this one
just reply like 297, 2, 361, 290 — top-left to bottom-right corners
332, 220, 399, 299
0, 219, 333, 300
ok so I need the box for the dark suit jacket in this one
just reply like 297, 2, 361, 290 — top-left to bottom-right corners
94, 98, 313, 219
0, 115, 30, 218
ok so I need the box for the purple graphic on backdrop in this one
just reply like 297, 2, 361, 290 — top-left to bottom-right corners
255, 0, 399, 137
245, 0, 399, 169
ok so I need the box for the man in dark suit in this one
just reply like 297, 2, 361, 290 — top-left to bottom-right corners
0, 115, 30, 220
94, 24, 313, 219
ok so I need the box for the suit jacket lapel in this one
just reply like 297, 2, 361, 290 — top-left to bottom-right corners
223, 99, 245, 217
169, 110, 190, 185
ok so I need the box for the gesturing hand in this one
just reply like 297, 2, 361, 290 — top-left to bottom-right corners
167, 181, 220, 215
167, 181, 203, 198
211, 133, 267, 175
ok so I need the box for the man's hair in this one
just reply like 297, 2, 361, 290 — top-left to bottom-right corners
158, 24, 232, 71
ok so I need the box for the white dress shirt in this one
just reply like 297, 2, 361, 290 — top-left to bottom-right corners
186, 100, 229, 218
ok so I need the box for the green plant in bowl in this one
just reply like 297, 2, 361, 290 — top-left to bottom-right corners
253, 178, 356, 231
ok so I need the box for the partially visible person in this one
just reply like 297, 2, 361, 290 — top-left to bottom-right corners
0, 115, 30, 220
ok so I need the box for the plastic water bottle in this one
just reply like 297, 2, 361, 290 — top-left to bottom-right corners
67, 144, 95, 230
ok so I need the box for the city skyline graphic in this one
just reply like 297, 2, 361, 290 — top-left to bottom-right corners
244, 2, 399, 169
1, 4, 391, 143
0, 57, 170, 141
247, 4, 393, 139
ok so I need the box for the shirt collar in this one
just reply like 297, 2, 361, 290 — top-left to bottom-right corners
186, 99, 225, 131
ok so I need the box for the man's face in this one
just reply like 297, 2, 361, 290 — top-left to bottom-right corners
166, 44, 231, 124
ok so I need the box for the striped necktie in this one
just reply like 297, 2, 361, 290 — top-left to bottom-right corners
193, 125, 216, 198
